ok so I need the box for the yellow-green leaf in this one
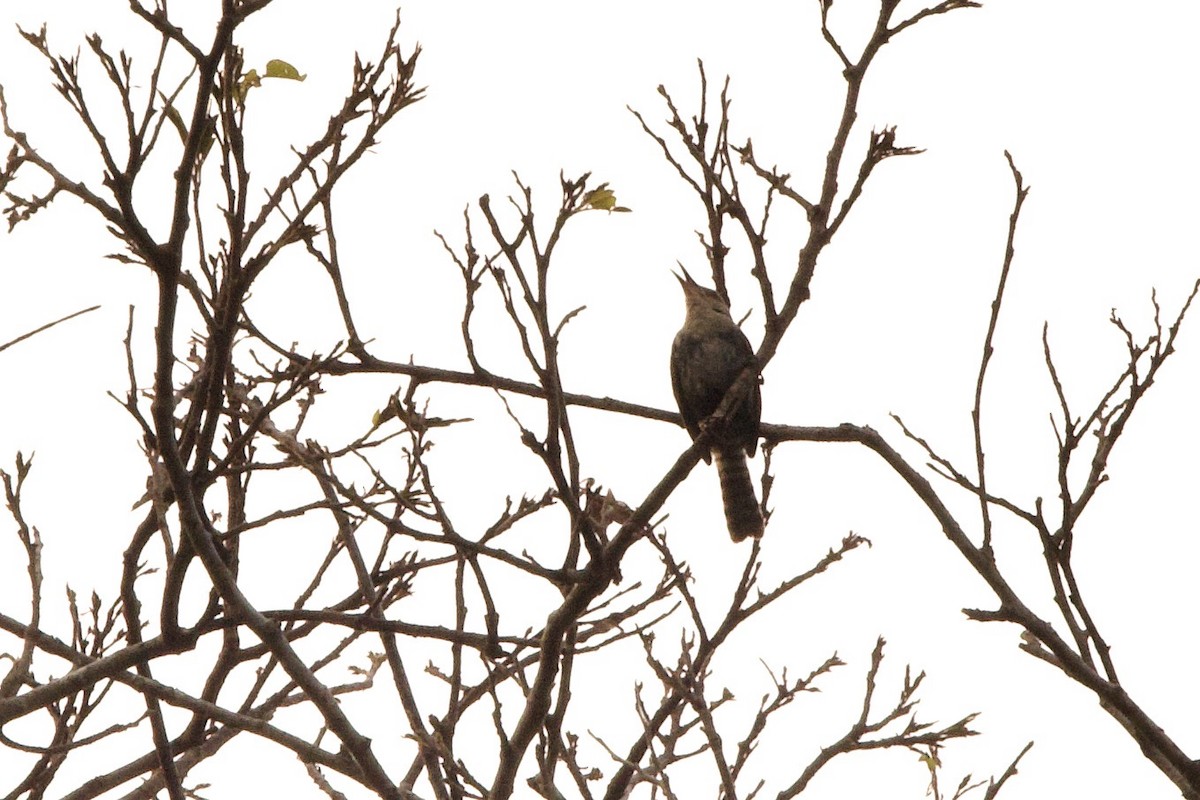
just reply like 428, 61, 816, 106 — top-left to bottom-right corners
160, 96, 187, 142
264, 59, 306, 81
198, 117, 216, 159
237, 68, 261, 104
584, 188, 616, 210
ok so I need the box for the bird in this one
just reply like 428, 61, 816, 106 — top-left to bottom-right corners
670, 269, 764, 541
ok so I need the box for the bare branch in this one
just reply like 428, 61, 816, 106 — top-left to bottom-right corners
0, 305, 100, 354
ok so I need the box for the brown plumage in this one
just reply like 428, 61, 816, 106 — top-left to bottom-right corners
670, 271, 764, 541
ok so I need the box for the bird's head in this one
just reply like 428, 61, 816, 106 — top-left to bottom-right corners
673, 268, 730, 318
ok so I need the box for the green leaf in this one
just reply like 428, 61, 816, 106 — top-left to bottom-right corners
236, 68, 261, 104
264, 59, 306, 81
583, 187, 617, 210
198, 117, 216, 159
580, 184, 632, 213
159, 94, 188, 142
157, 92, 214, 156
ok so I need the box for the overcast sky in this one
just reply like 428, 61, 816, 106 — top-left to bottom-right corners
2, 2, 1199, 798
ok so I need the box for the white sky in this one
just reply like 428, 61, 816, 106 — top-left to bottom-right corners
2, 1, 1199, 798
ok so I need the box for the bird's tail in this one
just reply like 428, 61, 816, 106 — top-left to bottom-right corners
713, 447, 764, 542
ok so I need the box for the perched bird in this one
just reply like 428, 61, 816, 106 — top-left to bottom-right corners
670, 270, 764, 541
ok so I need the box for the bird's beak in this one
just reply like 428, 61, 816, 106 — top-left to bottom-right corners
673, 264, 698, 288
